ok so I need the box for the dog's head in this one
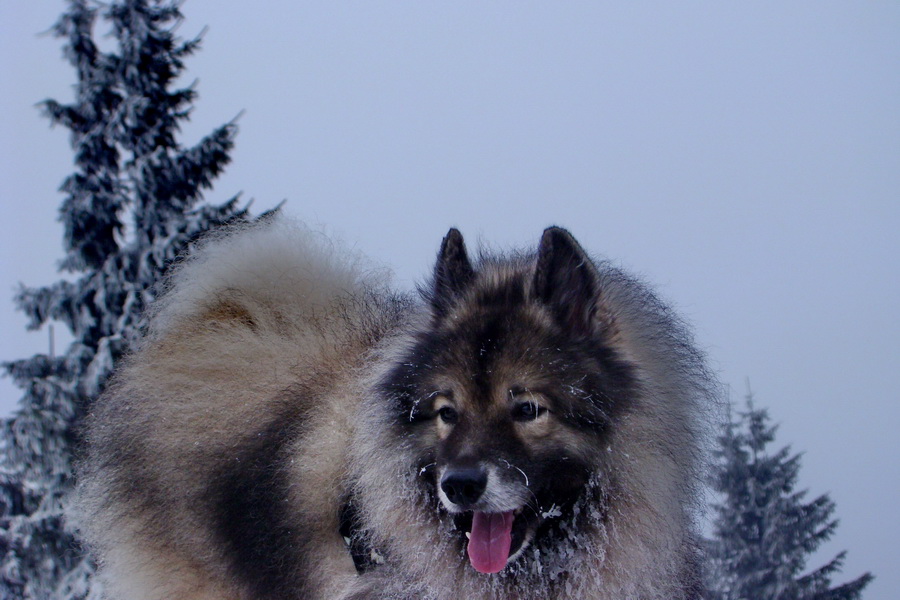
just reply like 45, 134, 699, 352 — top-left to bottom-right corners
381, 227, 637, 574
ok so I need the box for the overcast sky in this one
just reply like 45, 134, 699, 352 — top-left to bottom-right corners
2, 1, 898, 597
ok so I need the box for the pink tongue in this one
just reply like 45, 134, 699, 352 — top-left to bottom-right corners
467, 511, 515, 573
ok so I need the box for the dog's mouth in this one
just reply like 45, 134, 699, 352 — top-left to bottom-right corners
453, 506, 536, 574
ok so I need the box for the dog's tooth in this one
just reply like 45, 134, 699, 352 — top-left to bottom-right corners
465, 531, 471, 539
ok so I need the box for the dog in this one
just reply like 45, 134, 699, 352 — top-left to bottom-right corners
75, 219, 712, 599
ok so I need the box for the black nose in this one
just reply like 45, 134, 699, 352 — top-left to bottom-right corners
441, 467, 488, 507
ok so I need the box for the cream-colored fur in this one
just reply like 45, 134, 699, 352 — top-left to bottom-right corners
75, 219, 394, 600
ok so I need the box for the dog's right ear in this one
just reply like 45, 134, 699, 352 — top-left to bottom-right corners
430, 228, 474, 317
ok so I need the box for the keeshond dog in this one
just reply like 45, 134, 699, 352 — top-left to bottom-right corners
75, 219, 713, 600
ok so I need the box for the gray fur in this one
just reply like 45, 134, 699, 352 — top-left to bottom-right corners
73, 219, 714, 600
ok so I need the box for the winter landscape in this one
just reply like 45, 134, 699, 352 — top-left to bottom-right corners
1, 1, 897, 598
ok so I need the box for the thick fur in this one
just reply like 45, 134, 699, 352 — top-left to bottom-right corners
74, 219, 714, 600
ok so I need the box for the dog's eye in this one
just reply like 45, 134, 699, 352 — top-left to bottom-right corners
437, 406, 459, 424
512, 401, 545, 421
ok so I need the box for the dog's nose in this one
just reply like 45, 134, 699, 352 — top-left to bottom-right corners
441, 467, 488, 507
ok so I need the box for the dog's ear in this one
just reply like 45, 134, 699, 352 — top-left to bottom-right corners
533, 227, 607, 336
431, 228, 474, 317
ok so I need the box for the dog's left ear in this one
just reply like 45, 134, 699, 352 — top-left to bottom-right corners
431, 228, 475, 317
533, 227, 606, 336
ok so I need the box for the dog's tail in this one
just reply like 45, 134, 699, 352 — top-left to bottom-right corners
145, 216, 391, 346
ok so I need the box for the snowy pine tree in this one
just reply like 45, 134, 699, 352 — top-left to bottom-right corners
706, 389, 873, 600
0, 1, 252, 597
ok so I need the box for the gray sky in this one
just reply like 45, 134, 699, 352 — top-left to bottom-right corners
2, 1, 897, 597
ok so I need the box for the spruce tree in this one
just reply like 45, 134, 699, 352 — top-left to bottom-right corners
0, 1, 250, 597
707, 390, 873, 600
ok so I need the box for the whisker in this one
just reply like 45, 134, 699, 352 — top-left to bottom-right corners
501, 459, 530, 488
